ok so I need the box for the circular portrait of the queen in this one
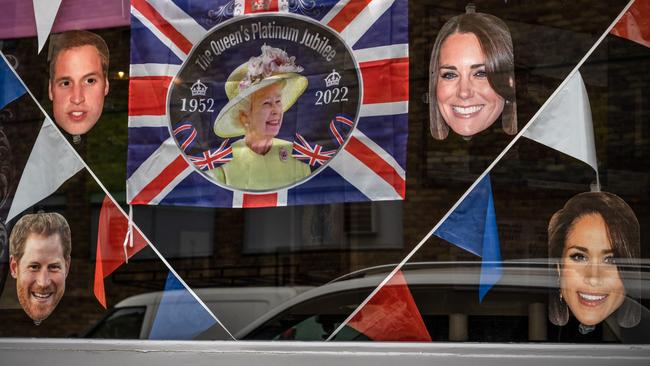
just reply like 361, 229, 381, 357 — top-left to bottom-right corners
168, 14, 361, 192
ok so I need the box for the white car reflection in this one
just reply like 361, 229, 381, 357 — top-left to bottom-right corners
83, 286, 311, 339
83, 261, 649, 343
236, 261, 649, 343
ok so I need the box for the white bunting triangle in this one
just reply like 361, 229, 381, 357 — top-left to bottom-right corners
523, 71, 599, 188
33, 0, 63, 53
6, 117, 84, 222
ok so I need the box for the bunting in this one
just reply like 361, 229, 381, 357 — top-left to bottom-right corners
347, 270, 431, 341
610, 0, 650, 48
434, 174, 502, 302
262, 0, 650, 343
94, 196, 148, 308
0, 57, 25, 110
1, 55, 85, 224
0, 49, 229, 339
0, 56, 25, 298
6, 118, 85, 223
523, 71, 599, 188
7, 0, 644, 344
149, 271, 218, 340
32, 0, 63, 53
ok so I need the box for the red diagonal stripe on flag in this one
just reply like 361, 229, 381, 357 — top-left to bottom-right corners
131, 155, 189, 204
243, 193, 279, 208
131, 0, 193, 54
345, 136, 405, 199
328, 0, 373, 33
360, 57, 409, 104
94, 196, 148, 308
129, 76, 172, 116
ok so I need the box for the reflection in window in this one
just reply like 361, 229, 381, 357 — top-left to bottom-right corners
243, 201, 403, 254
84, 307, 146, 339
0, 0, 648, 346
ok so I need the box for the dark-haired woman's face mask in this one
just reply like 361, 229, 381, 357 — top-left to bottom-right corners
560, 213, 626, 326
436, 32, 504, 137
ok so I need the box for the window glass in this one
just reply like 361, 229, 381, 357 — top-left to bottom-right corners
85, 307, 146, 339
0, 0, 648, 345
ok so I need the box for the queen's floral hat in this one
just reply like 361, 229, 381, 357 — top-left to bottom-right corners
213, 45, 308, 138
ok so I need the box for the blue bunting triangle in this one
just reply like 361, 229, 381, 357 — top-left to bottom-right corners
434, 174, 503, 302
149, 271, 217, 340
0, 57, 26, 110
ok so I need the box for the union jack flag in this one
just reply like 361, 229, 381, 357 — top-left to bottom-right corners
127, 0, 409, 208
189, 139, 233, 171
292, 133, 336, 167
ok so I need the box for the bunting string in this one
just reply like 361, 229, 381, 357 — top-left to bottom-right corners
121, 204, 135, 264
129, 204, 134, 249
121, 220, 131, 264
0, 51, 235, 340
326, 0, 636, 340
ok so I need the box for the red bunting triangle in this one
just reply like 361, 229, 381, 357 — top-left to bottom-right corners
611, 0, 650, 48
348, 270, 431, 341
93, 196, 148, 308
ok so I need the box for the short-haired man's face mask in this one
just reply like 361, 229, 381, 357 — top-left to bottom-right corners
10, 233, 69, 323
49, 45, 109, 135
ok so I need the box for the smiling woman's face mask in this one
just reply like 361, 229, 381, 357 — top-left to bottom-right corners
559, 214, 626, 326
435, 32, 505, 138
